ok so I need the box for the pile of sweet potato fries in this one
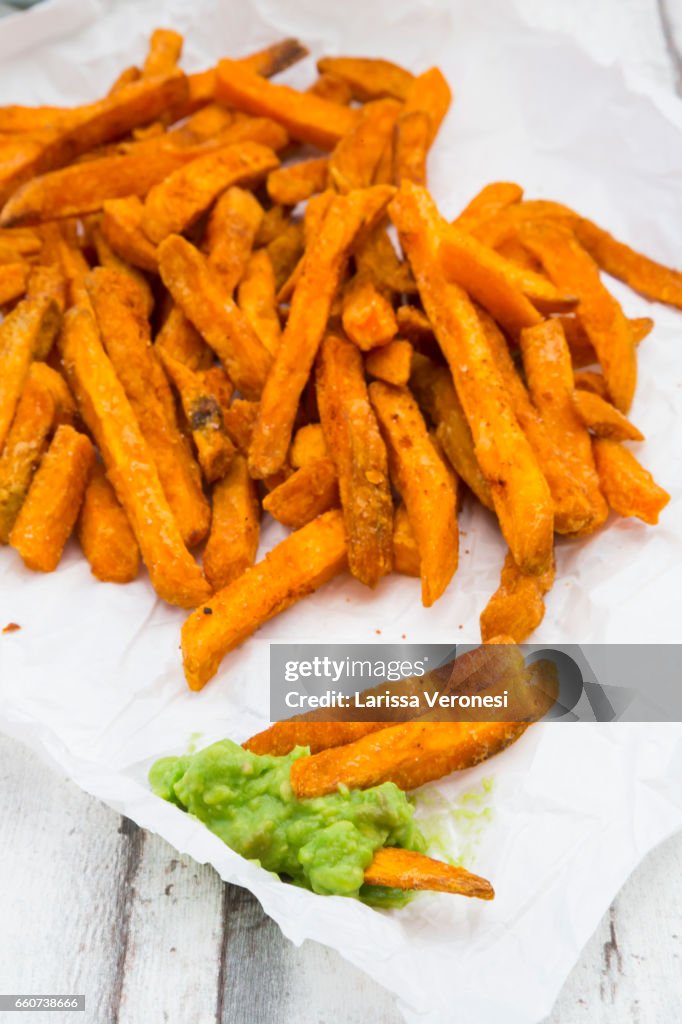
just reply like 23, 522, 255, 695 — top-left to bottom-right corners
0, 30, 676, 692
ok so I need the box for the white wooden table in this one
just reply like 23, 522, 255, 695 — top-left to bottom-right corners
2, 1, 682, 1021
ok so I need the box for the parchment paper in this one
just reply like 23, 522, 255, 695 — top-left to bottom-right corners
1, 1, 682, 1021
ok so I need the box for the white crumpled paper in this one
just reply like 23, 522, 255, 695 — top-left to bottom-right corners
1, 1, 682, 1021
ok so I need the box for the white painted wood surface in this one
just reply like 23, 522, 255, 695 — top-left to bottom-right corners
1, 734, 680, 1023
1, 2, 682, 1022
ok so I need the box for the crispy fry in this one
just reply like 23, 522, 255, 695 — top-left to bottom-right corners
402, 67, 451, 143
1, 120, 286, 226
108, 66, 141, 96
480, 550, 555, 643
290, 424, 328, 468
142, 29, 183, 78
10, 424, 94, 572
0, 262, 28, 306
329, 99, 402, 194
78, 461, 140, 583
267, 218, 305, 291
592, 440, 670, 524
237, 249, 281, 356
478, 308, 598, 535
204, 186, 263, 294
559, 313, 653, 369
290, 721, 528, 797
316, 57, 414, 102
87, 268, 210, 547
238, 37, 310, 79
101, 196, 158, 272
158, 235, 272, 398
155, 304, 213, 371
572, 390, 644, 442
0, 294, 61, 452
355, 224, 416, 295
0, 106, 74, 134
216, 59, 359, 149
521, 220, 636, 412
249, 186, 395, 478
307, 74, 353, 106
392, 502, 420, 577
470, 198, 577, 248
267, 157, 329, 206
341, 274, 398, 350
61, 306, 210, 606
222, 399, 259, 454
519, 319, 608, 535
0, 227, 41, 256
202, 456, 260, 592
200, 366, 234, 414
575, 218, 682, 310
28, 363, 76, 425
141, 142, 277, 244
409, 355, 492, 509
0, 374, 55, 542
369, 381, 457, 605
364, 848, 494, 899
244, 721, 391, 757
395, 305, 438, 352
362, 339, 410, 386
26, 263, 66, 318
452, 182, 523, 233
177, 103, 234, 143
573, 370, 610, 400
316, 333, 393, 587
391, 183, 553, 574
181, 509, 348, 690
159, 350, 235, 484
393, 110, 430, 186
262, 458, 339, 529
91, 226, 154, 319
0, 71, 189, 205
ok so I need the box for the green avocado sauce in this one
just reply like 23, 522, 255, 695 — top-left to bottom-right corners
149, 739, 425, 906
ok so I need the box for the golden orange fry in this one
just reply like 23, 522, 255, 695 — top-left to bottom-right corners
306, 74, 353, 105
572, 390, 644, 442
262, 458, 339, 529
204, 186, 264, 295
365, 338, 413, 386
0, 374, 55, 543
364, 848, 494, 899
155, 304, 214, 372
244, 721, 392, 757
329, 98, 402, 193
267, 157, 329, 206
290, 424, 328, 468
393, 109, 431, 186
203, 456, 260, 592
101, 196, 158, 272
316, 56, 414, 102
341, 274, 398, 351
452, 182, 523, 233
0, 262, 28, 306
480, 550, 555, 643
78, 461, 140, 583
392, 502, 420, 577
593, 439, 670, 525
237, 249, 281, 357
142, 28, 183, 78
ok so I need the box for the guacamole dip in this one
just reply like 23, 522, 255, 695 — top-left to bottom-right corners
150, 739, 425, 903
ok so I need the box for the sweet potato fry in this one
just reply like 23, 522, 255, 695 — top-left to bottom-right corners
262, 458, 339, 529
86, 268, 210, 547
480, 550, 555, 643
592, 440, 670, 525
573, 370, 610, 400
0, 262, 28, 306
236, 249, 281, 356
392, 502, 420, 577
61, 306, 210, 607
315, 333, 393, 587
391, 183, 553, 574
393, 110, 430, 186
355, 224, 416, 295
28, 363, 76, 425
10, 424, 94, 572
143, 28, 183, 78
244, 721, 391, 757
176, 103, 234, 144
329, 99, 402, 193
395, 305, 438, 352
574, 217, 682, 309
141, 142, 277, 244
290, 720, 528, 797
470, 198, 577, 249
572, 390, 644, 442
452, 182, 523, 233
290, 424, 328, 468
369, 381, 457, 605
519, 319, 608, 535
158, 235, 272, 398
267, 218, 305, 292
0, 106, 75, 135
365, 338, 413, 385
101, 196, 158, 272
91, 227, 154, 319
216, 59, 359, 150
222, 399, 259, 454
203, 187, 264, 294
364, 848, 494, 899
26, 263, 66, 318
402, 68, 451, 144
267, 157, 329, 206
0, 374, 55, 542
0, 227, 41, 256
341, 274, 398, 350
181, 509, 348, 690
248, 186, 395, 478
159, 350, 235, 484
559, 314, 653, 369
155, 304, 213, 371
316, 56, 414, 102
108, 66, 141, 96
2, 120, 286, 226
409, 353, 492, 509
0, 294, 61, 452
478, 308, 598, 535
307, 74, 353, 105
0, 71, 189, 205
520, 221, 636, 412
77, 461, 140, 583
202, 456, 260, 592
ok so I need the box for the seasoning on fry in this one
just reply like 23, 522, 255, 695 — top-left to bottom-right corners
78, 461, 140, 583
203, 455, 260, 592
